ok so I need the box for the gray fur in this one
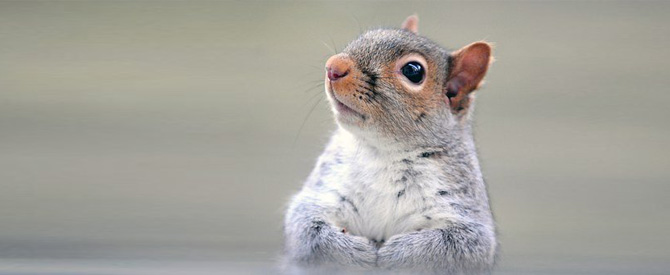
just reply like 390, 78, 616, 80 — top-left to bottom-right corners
284, 26, 496, 274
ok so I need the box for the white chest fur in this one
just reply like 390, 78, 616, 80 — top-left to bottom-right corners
315, 134, 460, 242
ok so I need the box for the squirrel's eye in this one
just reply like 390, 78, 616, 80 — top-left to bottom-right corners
401, 62, 425, 84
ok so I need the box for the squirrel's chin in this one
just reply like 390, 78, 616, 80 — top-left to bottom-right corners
333, 100, 361, 117
332, 105, 367, 127
331, 104, 369, 132
327, 87, 366, 123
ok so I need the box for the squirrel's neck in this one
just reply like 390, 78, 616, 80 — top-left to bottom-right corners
333, 125, 477, 162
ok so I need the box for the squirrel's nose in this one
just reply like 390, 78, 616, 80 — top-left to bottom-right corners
327, 68, 348, 81
325, 54, 351, 81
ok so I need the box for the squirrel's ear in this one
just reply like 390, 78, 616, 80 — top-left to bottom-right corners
446, 41, 494, 112
401, 15, 419, 34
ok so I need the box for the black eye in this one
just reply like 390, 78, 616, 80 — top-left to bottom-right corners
401, 61, 425, 84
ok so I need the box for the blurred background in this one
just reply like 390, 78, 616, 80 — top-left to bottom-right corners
1, 1, 669, 274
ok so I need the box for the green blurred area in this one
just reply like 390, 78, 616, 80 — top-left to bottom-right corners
0, 1, 669, 274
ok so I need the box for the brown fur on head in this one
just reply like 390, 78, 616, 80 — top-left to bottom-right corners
324, 15, 493, 148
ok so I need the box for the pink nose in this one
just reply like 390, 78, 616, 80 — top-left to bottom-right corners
325, 54, 351, 81
327, 68, 348, 81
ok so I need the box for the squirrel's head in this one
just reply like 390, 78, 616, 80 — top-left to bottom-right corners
324, 15, 493, 147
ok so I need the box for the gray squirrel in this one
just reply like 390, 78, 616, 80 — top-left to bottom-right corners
284, 15, 497, 274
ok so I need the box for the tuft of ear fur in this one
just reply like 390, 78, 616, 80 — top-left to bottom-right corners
401, 15, 419, 34
446, 41, 494, 112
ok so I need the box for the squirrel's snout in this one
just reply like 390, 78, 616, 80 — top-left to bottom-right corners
325, 54, 352, 81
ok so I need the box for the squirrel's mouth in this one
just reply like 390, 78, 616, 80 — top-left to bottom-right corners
327, 86, 365, 119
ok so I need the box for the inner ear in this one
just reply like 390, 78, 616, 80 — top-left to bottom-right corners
401, 15, 419, 34
446, 41, 493, 112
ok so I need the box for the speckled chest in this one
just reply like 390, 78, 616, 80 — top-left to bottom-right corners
327, 156, 453, 242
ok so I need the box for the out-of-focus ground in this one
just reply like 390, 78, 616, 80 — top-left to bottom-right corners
1, 1, 669, 274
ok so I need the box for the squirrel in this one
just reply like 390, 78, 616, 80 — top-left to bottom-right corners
284, 15, 496, 274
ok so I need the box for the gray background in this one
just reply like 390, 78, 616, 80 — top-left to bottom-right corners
1, 1, 669, 274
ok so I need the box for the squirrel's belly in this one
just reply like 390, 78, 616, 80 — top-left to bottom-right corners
335, 178, 443, 242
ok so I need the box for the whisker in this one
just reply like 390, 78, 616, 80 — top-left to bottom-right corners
329, 35, 339, 53
321, 41, 336, 55
300, 82, 325, 94
293, 95, 327, 147
297, 69, 323, 81
303, 88, 325, 106
304, 79, 325, 86
309, 64, 324, 71
351, 14, 362, 34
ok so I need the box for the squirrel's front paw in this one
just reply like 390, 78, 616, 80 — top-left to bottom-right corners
376, 235, 404, 269
376, 233, 426, 269
307, 224, 377, 268
336, 233, 377, 268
